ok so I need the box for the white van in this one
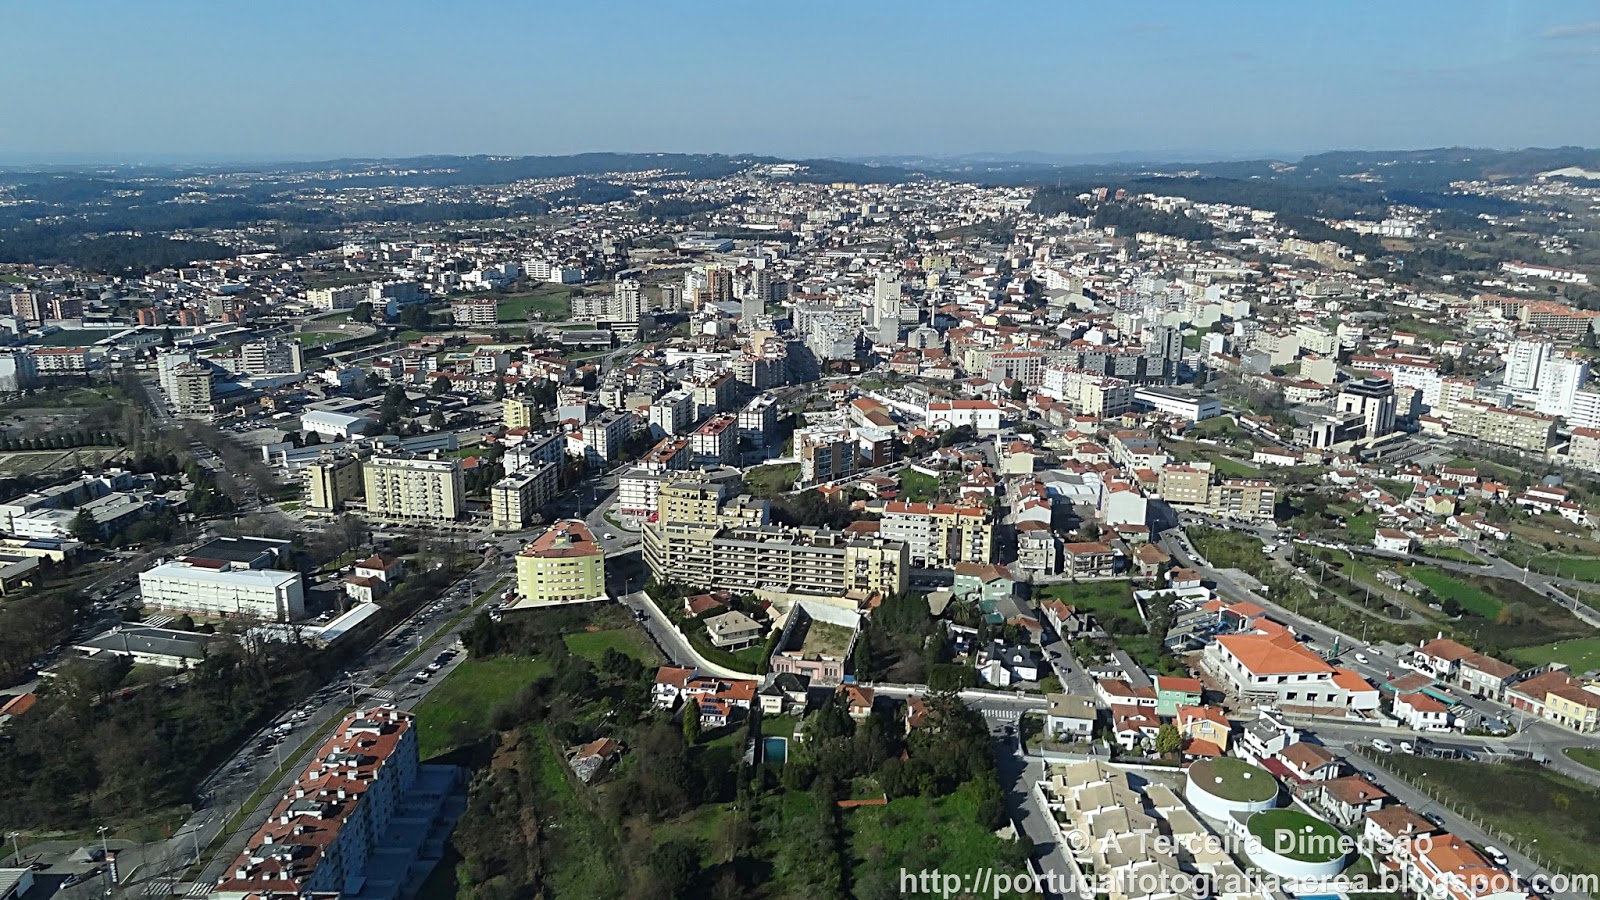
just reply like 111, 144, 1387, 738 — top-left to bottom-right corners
1371, 738, 1394, 753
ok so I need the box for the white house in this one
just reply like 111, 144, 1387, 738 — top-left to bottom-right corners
1393, 691, 1453, 732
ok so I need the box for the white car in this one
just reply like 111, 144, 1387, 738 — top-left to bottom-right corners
1484, 847, 1508, 867
1399, 740, 1415, 754
1354, 653, 1370, 665
1371, 738, 1394, 753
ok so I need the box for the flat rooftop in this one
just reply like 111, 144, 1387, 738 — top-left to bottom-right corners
185, 535, 289, 565
797, 620, 854, 660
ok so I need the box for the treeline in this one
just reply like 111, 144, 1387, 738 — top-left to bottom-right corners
0, 231, 234, 276
1093, 201, 1215, 242
0, 637, 334, 829
639, 196, 738, 220
0, 430, 124, 452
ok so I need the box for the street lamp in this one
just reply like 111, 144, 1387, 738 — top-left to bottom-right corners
7, 831, 20, 867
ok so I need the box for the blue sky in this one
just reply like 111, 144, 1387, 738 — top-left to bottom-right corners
4, 0, 1599, 163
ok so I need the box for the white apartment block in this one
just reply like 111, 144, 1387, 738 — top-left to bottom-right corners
240, 339, 304, 376
362, 454, 466, 523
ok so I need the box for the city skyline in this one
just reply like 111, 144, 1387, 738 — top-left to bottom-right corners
4, 0, 1599, 163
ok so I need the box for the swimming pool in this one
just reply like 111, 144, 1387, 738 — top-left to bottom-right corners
763, 736, 788, 764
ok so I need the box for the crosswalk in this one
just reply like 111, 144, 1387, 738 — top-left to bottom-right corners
144, 614, 175, 628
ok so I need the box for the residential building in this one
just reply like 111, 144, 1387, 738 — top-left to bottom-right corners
1448, 401, 1558, 453
1061, 541, 1115, 578
449, 296, 499, 327
0, 349, 38, 393
490, 462, 558, 531
1044, 693, 1097, 739
1336, 377, 1397, 440
796, 427, 859, 485
878, 501, 993, 568
211, 706, 461, 900
579, 410, 633, 464
737, 393, 779, 451
649, 389, 696, 436
515, 519, 606, 604
306, 283, 369, 310
705, 610, 764, 649
768, 601, 861, 685
301, 453, 364, 513
503, 396, 542, 429
689, 413, 738, 467
362, 454, 466, 523
1203, 625, 1379, 711
240, 338, 304, 376
170, 362, 214, 414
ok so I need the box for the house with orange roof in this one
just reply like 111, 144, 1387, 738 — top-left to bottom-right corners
1174, 704, 1231, 755
1398, 832, 1529, 900
1394, 690, 1454, 732
1153, 675, 1203, 716
1204, 626, 1378, 711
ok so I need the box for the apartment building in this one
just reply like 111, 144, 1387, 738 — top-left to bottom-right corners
796, 427, 859, 485
515, 519, 606, 604
643, 480, 907, 597
1156, 463, 1213, 506
1212, 479, 1277, 521
301, 453, 364, 513
170, 363, 215, 415
306, 283, 369, 310
1447, 401, 1558, 453
212, 706, 461, 900
449, 296, 499, 327
1336, 377, 1397, 440
737, 393, 779, 450
490, 462, 558, 531
689, 413, 738, 467
649, 389, 696, 436
1569, 426, 1600, 471
691, 371, 737, 419
32, 346, 91, 376
503, 396, 541, 429
362, 454, 466, 523
579, 410, 634, 464
240, 339, 304, 376
878, 501, 993, 568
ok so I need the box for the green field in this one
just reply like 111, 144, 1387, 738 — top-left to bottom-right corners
34, 329, 105, 347
1411, 568, 1505, 618
1206, 454, 1261, 478
1510, 638, 1600, 673
1564, 747, 1600, 772
1344, 511, 1378, 544
495, 285, 572, 322
412, 656, 551, 760
844, 780, 1033, 899
1040, 581, 1140, 633
743, 462, 799, 497
563, 628, 659, 664
1190, 757, 1279, 802
1520, 554, 1600, 584
1379, 755, 1600, 877
899, 468, 940, 502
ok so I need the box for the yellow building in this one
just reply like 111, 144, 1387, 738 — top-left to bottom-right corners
301, 454, 363, 512
515, 519, 606, 605
503, 396, 541, 429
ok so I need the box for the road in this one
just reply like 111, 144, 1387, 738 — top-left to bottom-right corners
127, 561, 514, 898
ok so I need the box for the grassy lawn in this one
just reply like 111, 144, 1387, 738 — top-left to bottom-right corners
289, 329, 354, 348
34, 329, 105, 347
742, 462, 799, 498
495, 285, 572, 322
1519, 553, 1600, 584
844, 780, 1032, 899
1246, 809, 1344, 862
1564, 747, 1600, 772
1040, 581, 1140, 633
413, 656, 551, 760
1411, 568, 1505, 618
1417, 546, 1482, 564
1379, 755, 1599, 877
899, 468, 940, 502
563, 628, 659, 664
1206, 454, 1261, 478
1190, 757, 1278, 802
1345, 511, 1379, 544
1447, 457, 1524, 484
1510, 638, 1600, 673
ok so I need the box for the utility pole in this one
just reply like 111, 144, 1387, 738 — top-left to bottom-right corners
7, 831, 20, 867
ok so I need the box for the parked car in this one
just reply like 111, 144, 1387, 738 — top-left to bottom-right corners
1399, 740, 1415, 754
1484, 846, 1508, 867
1371, 738, 1394, 753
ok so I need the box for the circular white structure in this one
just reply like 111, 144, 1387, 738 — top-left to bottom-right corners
1184, 757, 1280, 820
1244, 809, 1349, 879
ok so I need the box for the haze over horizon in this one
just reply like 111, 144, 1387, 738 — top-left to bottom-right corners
5, 0, 1600, 164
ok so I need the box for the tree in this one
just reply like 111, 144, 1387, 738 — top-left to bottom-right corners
852, 635, 874, 682
304, 431, 321, 446
430, 375, 452, 396
398, 303, 432, 330
69, 509, 100, 543
1009, 379, 1026, 402
647, 838, 702, 900
682, 699, 702, 745
174, 614, 196, 632
1155, 723, 1184, 756
349, 302, 372, 324
428, 409, 446, 430
161, 327, 175, 349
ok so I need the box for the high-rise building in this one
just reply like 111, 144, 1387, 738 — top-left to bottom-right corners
213, 706, 459, 899
878, 501, 994, 568
1535, 356, 1590, 417
503, 396, 542, 430
171, 363, 215, 415
612, 278, 645, 322
649, 389, 696, 436
1336, 378, 1397, 441
362, 454, 466, 523
515, 519, 606, 604
240, 338, 304, 376
301, 454, 364, 512
1504, 340, 1553, 394
490, 462, 557, 531
873, 274, 902, 345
